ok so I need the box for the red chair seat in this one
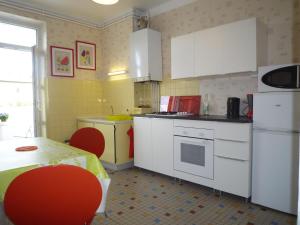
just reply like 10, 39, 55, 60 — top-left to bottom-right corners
4, 165, 102, 225
69, 127, 105, 158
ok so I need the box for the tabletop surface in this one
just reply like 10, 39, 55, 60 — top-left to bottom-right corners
0, 137, 102, 171
0, 137, 109, 201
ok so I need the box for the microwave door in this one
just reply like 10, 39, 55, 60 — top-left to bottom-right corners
262, 65, 298, 89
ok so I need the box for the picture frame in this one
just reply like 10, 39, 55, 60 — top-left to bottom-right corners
50, 46, 74, 77
76, 41, 96, 70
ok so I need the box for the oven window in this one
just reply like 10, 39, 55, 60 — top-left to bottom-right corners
181, 143, 205, 166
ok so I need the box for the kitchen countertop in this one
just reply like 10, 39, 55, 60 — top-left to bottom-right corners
133, 114, 252, 123
77, 116, 132, 125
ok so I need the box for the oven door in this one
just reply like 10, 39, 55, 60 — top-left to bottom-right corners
174, 136, 214, 179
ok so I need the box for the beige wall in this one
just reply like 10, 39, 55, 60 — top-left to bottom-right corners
0, 5, 103, 142
0, 0, 299, 138
100, 18, 135, 115
150, 0, 298, 114
293, 0, 300, 62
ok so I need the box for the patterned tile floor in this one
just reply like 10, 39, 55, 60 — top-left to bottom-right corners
92, 168, 297, 225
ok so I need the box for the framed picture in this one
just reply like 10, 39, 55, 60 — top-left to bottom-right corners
50, 46, 74, 77
76, 41, 96, 70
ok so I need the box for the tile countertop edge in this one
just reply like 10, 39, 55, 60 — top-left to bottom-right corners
132, 114, 253, 123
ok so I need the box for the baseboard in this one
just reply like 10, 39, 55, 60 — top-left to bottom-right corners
101, 160, 134, 171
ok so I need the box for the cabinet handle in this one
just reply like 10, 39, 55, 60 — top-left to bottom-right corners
215, 155, 247, 162
215, 138, 247, 143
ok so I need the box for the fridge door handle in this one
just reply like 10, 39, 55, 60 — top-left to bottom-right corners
254, 127, 300, 134
297, 65, 299, 88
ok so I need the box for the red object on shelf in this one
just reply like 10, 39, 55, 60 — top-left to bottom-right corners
15, 146, 38, 152
127, 127, 134, 158
69, 127, 105, 158
4, 165, 102, 225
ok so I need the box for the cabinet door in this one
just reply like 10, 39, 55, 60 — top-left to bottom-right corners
220, 18, 257, 74
195, 18, 258, 76
152, 118, 174, 176
194, 28, 224, 76
171, 33, 195, 79
133, 117, 153, 170
94, 123, 115, 163
215, 155, 251, 198
130, 29, 149, 78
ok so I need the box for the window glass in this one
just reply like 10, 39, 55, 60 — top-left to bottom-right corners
0, 22, 36, 47
0, 48, 32, 82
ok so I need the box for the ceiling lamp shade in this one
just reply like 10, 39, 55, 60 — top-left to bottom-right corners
92, 0, 119, 5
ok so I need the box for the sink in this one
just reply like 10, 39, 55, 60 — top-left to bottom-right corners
105, 115, 132, 121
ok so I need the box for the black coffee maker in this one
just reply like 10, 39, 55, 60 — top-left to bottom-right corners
227, 97, 240, 118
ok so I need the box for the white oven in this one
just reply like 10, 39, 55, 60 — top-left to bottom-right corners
174, 126, 214, 179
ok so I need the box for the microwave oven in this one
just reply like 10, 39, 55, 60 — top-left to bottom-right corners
258, 64, 300, 92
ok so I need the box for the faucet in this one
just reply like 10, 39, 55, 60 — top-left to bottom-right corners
110, 105, 114, 115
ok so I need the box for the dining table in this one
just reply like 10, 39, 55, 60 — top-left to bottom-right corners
0, 137, 111, 224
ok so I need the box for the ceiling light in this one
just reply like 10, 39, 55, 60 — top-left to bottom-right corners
108, 70, 127, 76
92, 0, 119, 5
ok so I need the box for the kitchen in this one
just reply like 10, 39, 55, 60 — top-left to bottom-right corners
0, 0, 299, 225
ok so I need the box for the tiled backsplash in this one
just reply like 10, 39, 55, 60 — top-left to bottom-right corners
199, 75, 257, 115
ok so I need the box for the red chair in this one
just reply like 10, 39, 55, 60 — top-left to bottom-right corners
69, 127, 105, 158
4, 165, 102, 225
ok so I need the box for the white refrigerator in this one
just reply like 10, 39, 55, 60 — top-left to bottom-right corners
252, 92, 300, 215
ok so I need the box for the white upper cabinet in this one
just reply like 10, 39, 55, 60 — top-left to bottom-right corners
130, 28, 162, 82
194, 26, 224, 76
171, 33, 195, 79
171, 18, 267, 79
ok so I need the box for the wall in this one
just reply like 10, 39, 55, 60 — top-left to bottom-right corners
100, 18, 135, 115
0, 5, 103, 142
294, 0, 300, 62
150, 0, 298, 115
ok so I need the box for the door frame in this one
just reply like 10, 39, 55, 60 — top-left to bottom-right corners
0, 11, 47, 137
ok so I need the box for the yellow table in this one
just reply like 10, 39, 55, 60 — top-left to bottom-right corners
0, 137, 110, 217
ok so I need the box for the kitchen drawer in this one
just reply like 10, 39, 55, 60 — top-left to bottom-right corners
214, 139, 250, 160
174, 126, 214, 139
215, 122, 251, 142
214, 155, 251, 198
174, 120, 215, 129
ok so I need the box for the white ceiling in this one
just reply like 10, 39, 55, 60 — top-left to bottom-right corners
1, 0, 173, 26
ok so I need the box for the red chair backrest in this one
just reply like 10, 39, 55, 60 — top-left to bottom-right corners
69, 127, 105, 158
4, 165, 102, 225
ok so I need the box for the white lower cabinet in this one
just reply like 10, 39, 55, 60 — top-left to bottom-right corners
152, 118, 174, 176
134, 117, 174, 176
133, 117, 252, 198
134, 117, 152, 170
214, 155, 251, 198
214, 123, 252, 198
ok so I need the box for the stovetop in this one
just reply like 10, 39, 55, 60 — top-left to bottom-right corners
145, 112, 195, 117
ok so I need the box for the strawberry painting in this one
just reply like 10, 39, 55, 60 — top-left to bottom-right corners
51, 46, 74, 77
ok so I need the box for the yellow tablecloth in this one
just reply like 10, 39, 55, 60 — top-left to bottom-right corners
0, 137, 110, 215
